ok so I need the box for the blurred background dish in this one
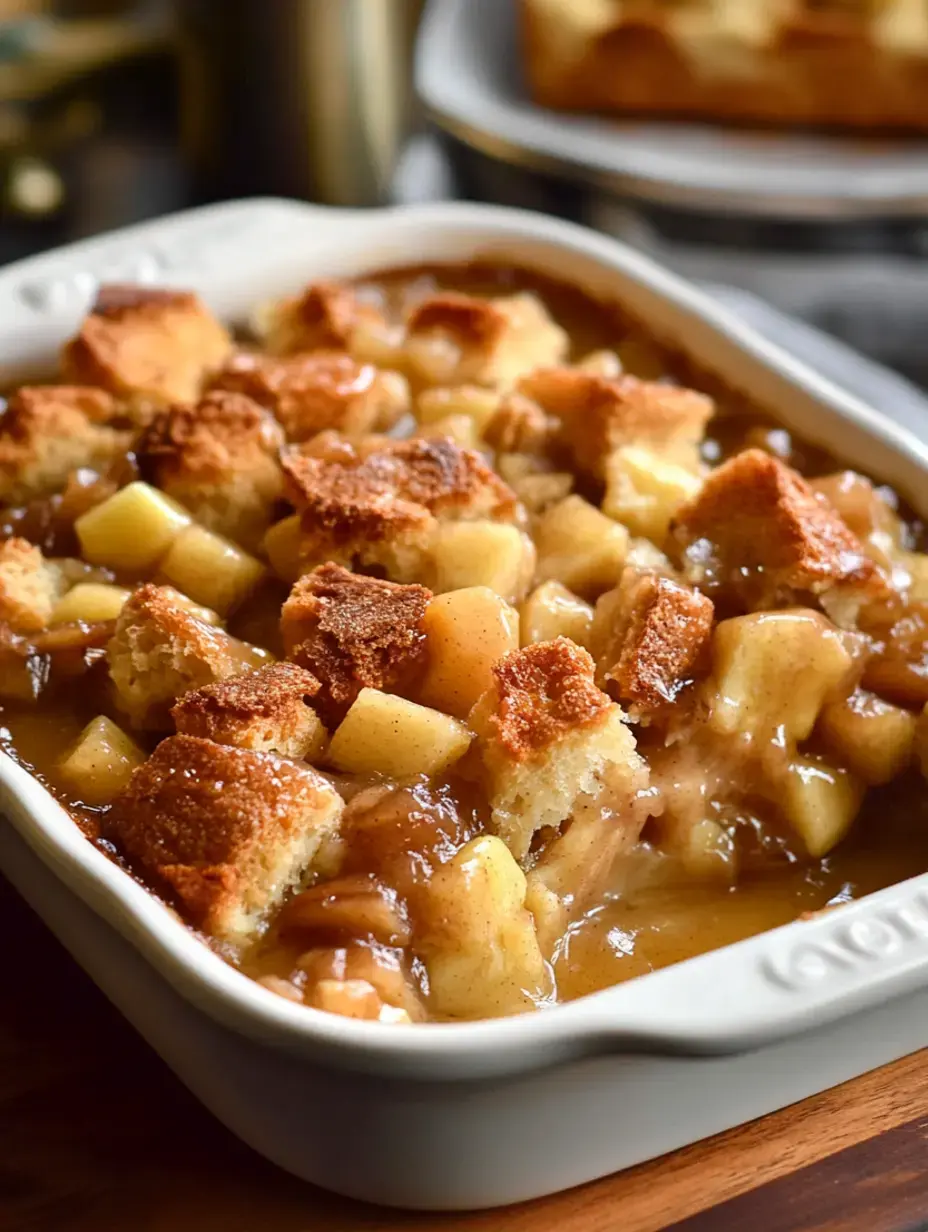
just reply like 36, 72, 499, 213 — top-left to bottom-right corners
1, 0, 928, 388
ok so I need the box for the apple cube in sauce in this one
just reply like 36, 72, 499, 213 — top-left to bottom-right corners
603, 445, 702, 543
327, 688, 473, 779
75, 481, 191, 573
534, 495, 628, 598
419, 587, 520, 719
417, 385, 500, 435
416, 414, 479, 450
817, 689, 916, 786
160, 524, 264, 616
707, 609, 858, 750
263, 513, 305, 584
51, 582, 131, 625
430, 521, 535, 603
520, 580, 593, 650
57, 715, 146, 807
421, 835, 549, 1019
782, 756, 864, 858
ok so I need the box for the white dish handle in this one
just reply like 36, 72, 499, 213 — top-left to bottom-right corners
0, 198, 364, 383
582, 877, 928, 1056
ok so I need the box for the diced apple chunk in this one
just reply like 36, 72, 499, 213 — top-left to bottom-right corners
520, 580, 593, 650
417, 385, 500, 434
431, 521, 535, 603
708, 610, 856, 748
263, 513, 304, 584
57, 715, 147, 806
327, 688, 473, 778
419, 587, 520, 719
817, 689, 916, 786
603, 445, 702, 541
417, 413, 479, 449
75, 481, 191, 572
782, 756, 864, 858
534, 495, 628, 598
421, 835, 549, 1019
160, 523, 264, 616
51, 582, 130, 625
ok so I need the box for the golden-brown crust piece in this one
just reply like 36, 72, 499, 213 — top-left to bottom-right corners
519, 0, 928, 132
470, 637, 649, 864
519, 368, 712, 477
136, 391, 283, 545
484, 637, 612, 762
107, 734, 343, 942
261, 281, 387, 356
108, 583, 266, 729
592, 570, 715, 717
671, 448, 885, 611
280, 437, 520, 580
281, 563, 432, 723
0, 537, 63, 631
482, 393, 556, 455
61, 285, 231, 407
210, 350, 409, 442
405, 291, 568, 388
171, 661, 326, 760
0, 385, 128, 504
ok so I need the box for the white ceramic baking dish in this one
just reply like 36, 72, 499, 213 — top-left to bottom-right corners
3, 198, 928, 1212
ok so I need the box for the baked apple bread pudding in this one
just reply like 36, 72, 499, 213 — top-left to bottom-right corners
520, 0, 928, 131
2, 264, 928, 1024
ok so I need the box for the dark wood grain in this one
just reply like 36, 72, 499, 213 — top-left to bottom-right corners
2, 873, 928, 1232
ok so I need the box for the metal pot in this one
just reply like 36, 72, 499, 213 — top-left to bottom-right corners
175, 0, 423, 207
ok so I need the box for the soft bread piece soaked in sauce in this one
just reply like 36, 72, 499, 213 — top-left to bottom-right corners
108, 734, 343, 943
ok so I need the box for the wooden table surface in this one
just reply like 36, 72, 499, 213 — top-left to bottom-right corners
4, 877, 928, 1232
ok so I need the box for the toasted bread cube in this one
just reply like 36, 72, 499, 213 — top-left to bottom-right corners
282, 564, 431, 723
263, 513, 305, 584
673, 449, 884, 614
519, 368, 712, 479
136, 393, 283, 547
76, 481, 192, 573
57, 715, 146, 806
150, 585, 222, 627
591, 570, 714, 716
256, 280, 389, 357
417, 385, 500, 435
172, 661, 326, 760
0, 538, 65, 631
430, 521, 535, 603
482, 393, 555, 455
160, 524, 264, 617
421, 835, 549, 1019
521, 581, 593, 650
470, 639, 650, 863
707, 609, 857, 749
782, 756, 864, 858
328, 688, 472, 779
0, 385, 128, 504
817, 689, 916, 786
212, 350, 409, 442
535, 495, 629, 598
108, 584, 268, 729
419, 587, 520, 719
108, 734, 343, 942
405, 291, 568, 389
603, 446, 702, 542
62, 285, 231, 406
281, 436, 519, 583
51, 582, 130, 625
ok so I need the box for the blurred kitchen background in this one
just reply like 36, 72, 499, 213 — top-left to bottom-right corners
2, 0, 928, 390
